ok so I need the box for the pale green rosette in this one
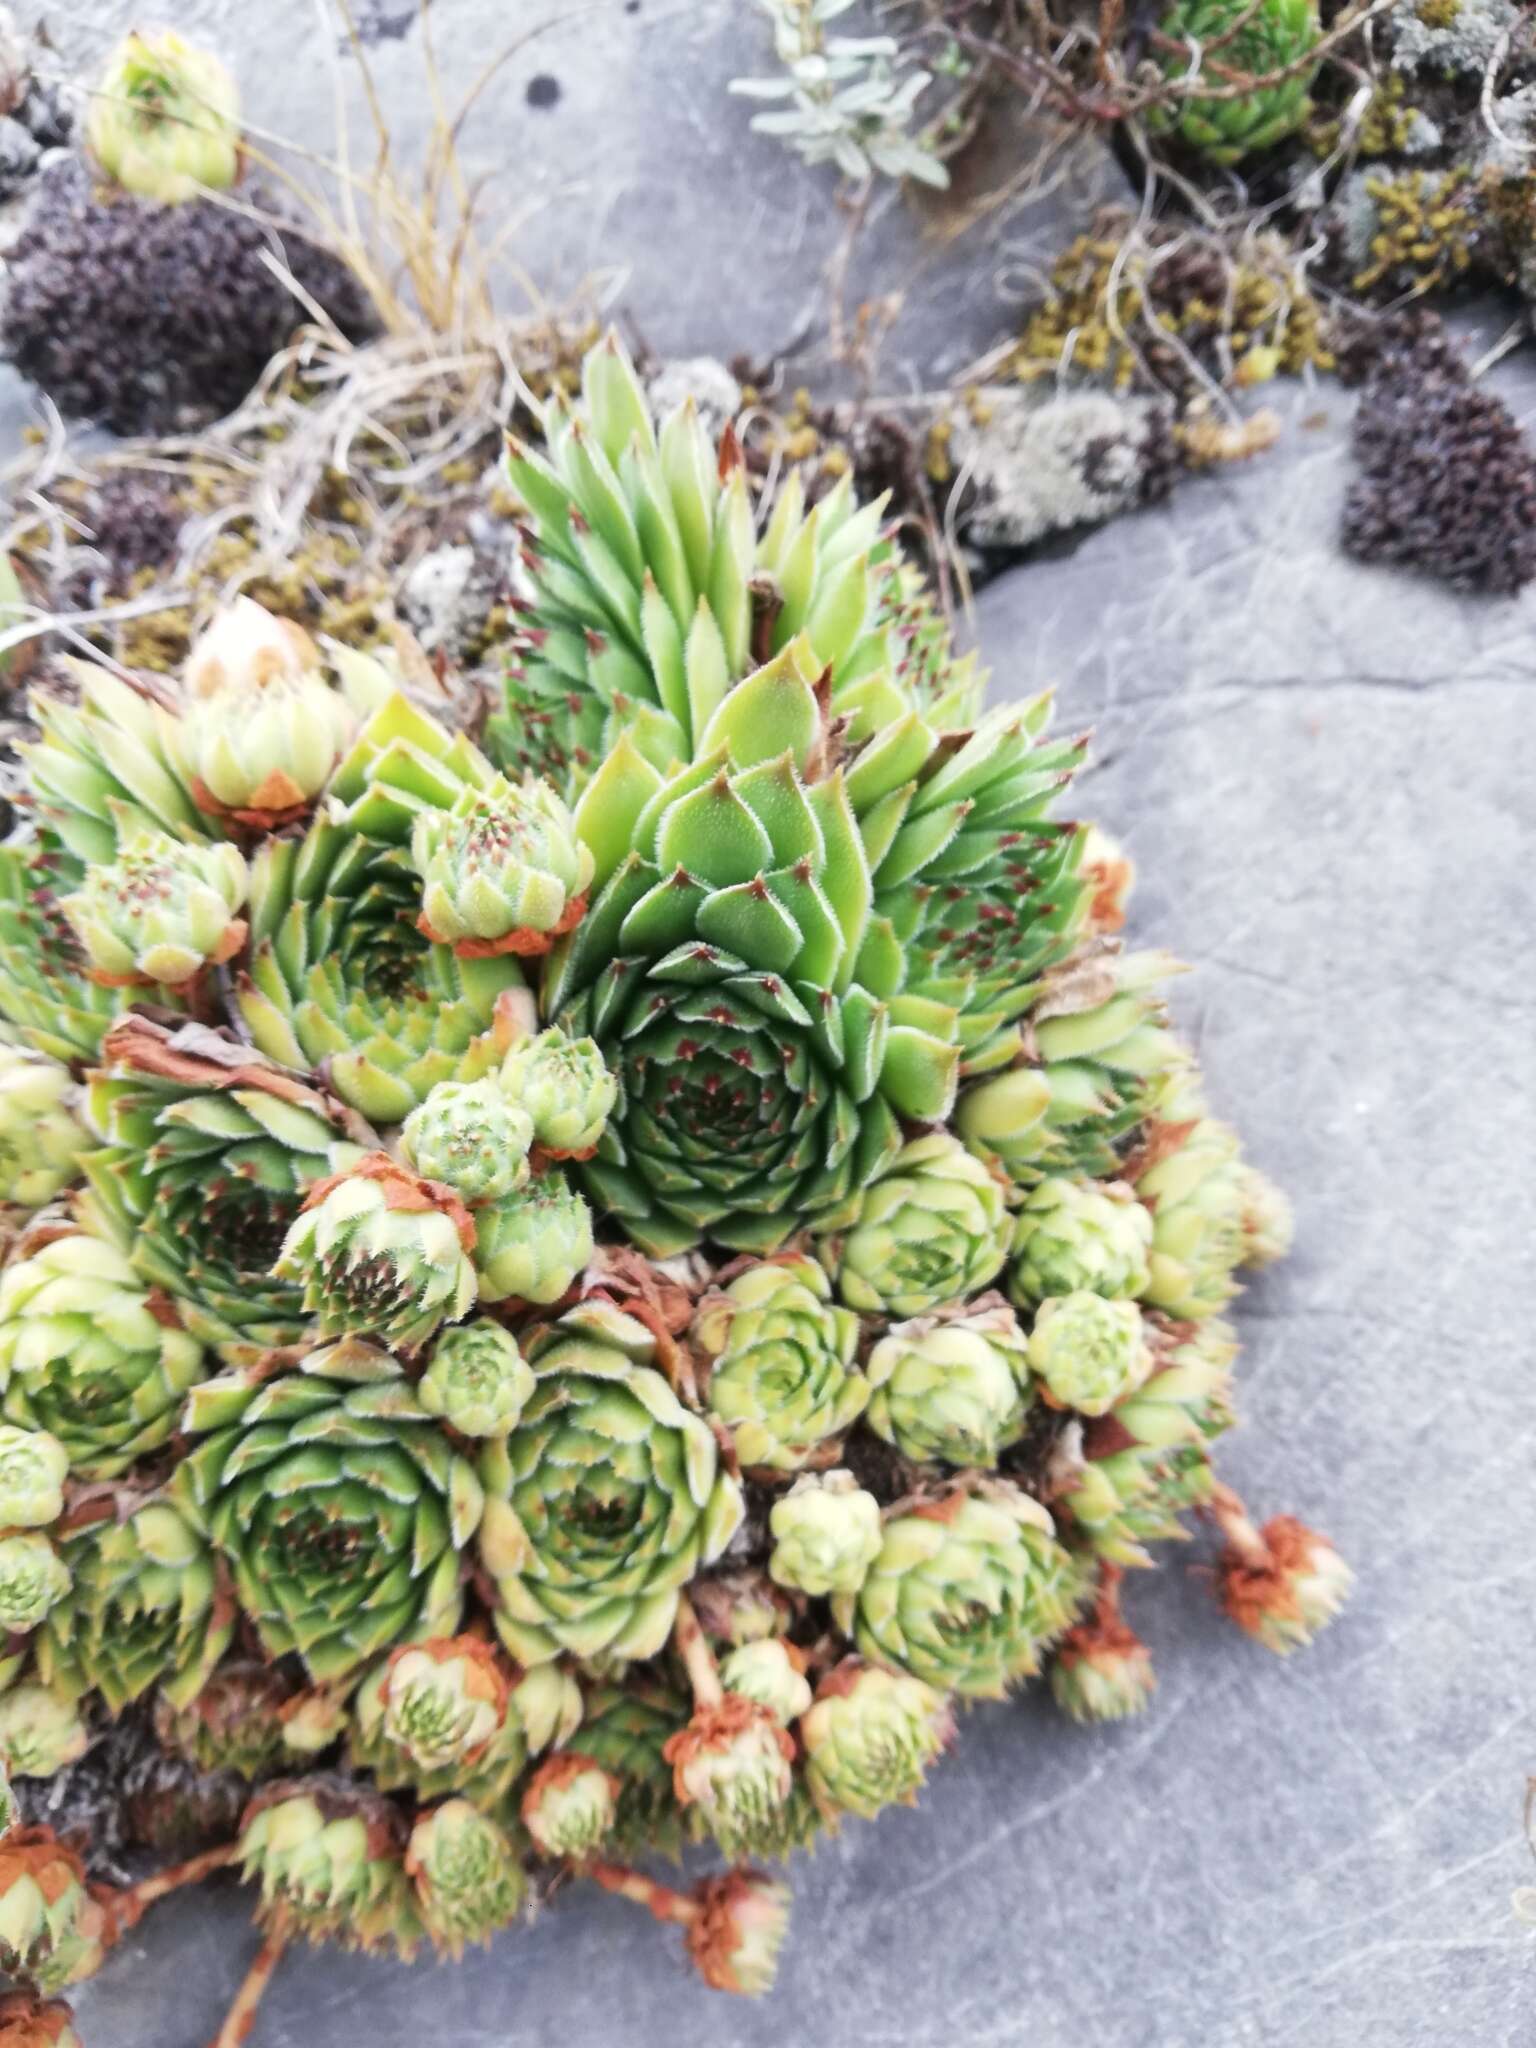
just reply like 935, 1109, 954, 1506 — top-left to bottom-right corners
39, 1494, 232, 1712
499, 1028, 617, 1156
1008, 1175, 1152, 1306
801, 1660, 954, 1822
274, 1157, 478, 1352
767, 1471, 883, 1598
0, 1233, 207, 1479
472, 1174, 594, 1305
417, 1320, 535, 1438
835, 1483, 1082, 1699
60, 830, 247, 989
1026, 1292, 1153, 1418
695, 1256, 865, 1473
478, 1303, 743, 1664
412, 773, 592, 949
175, 1342, 486, 1684
401, 1079, 533, 1205
818, 1133, 1010, 1317
0, 1054, 85, 1208
865, 1300, 1033, 1468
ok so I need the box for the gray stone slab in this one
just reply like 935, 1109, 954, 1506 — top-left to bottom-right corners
73, 356, 1536, 2043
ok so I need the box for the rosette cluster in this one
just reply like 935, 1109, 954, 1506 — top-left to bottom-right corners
0, 329, 1341, 2031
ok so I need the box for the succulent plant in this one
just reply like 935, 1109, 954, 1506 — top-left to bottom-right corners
865, 1300, 1033, 1467
695, 1256, 866, 1471
405, 1799, 525, 1956
411, 774, 592, 953
1049, 1571, 1157, 1724
1136, 1115, 1250, 1320
683, 1869, 792, 1996
346, 1657, 526, 1812
1147, 0, 1321, 166
38, 1493, 231, 1713
957, 952, 1180, 1187
509, 1664, 585, 1756
179, 600, 357, 828
1008, 1176, 1152, 1306
664, 1693, 795, 1859
1237, 1164, 1294, 1268
85, 30, 240, 202
0, 1231, 207, 1478
176, 1344, 485, 1681
521, 1751, 619, 1859
59, 829, 247, 990
835, 1483, 1083, 1698
0, 1054, 84, 1208
800, 1660, 954, 1821
400, 1079, 533, 1204
767, 1470, 883, 1597
20, 658, 208, 869
488, 332, 956, 789
80, 1015, 366, 1367
377, 1638, 509, 1774
0, 1428, 67, 1531
818, 1133, 1011, 1316
0, 846, 122, 1066
0, 1687, 89, 1779
0, 1832, 97, 1994
236, 690, 530, 1124
545, 654, 962, 1254
416, 1319, 534, 1437
1052, 1631, 1156, 1720
1055, 1319, 1237, 1566
470, 1172, 594, 1305
235, 1782, 421, 1956
1026, 1292, 1153, 1418
499, 1028, 617, 1156
0, 1534, 70, 1636
0, 331, 1343, 2022
274, 1154, 478, 1352
478, 1303, 743, 1662
1213, 1492, 1352, 1655
719, 1639, 814, 1725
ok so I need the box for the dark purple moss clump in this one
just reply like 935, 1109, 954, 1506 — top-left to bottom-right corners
1, 157, 381, 436
1340, 315, 1536, 596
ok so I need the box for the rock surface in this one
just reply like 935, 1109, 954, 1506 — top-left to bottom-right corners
19, 5, 1536, 2044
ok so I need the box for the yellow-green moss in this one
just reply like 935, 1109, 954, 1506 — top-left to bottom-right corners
1308, 73, 1423, 160
1013, 227, 1333, 396
1352, 168, 1477, 294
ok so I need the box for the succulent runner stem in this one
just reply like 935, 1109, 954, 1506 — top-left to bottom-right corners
673, 1592, 725, 1710
1090, 1561, 1127, 1630
588, 1861, 697, 1928
207, 1910, 291, 2048
116, 1841, 238, 1929
1206, 1482, 1270, 1568
179, 966, 225, 1029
